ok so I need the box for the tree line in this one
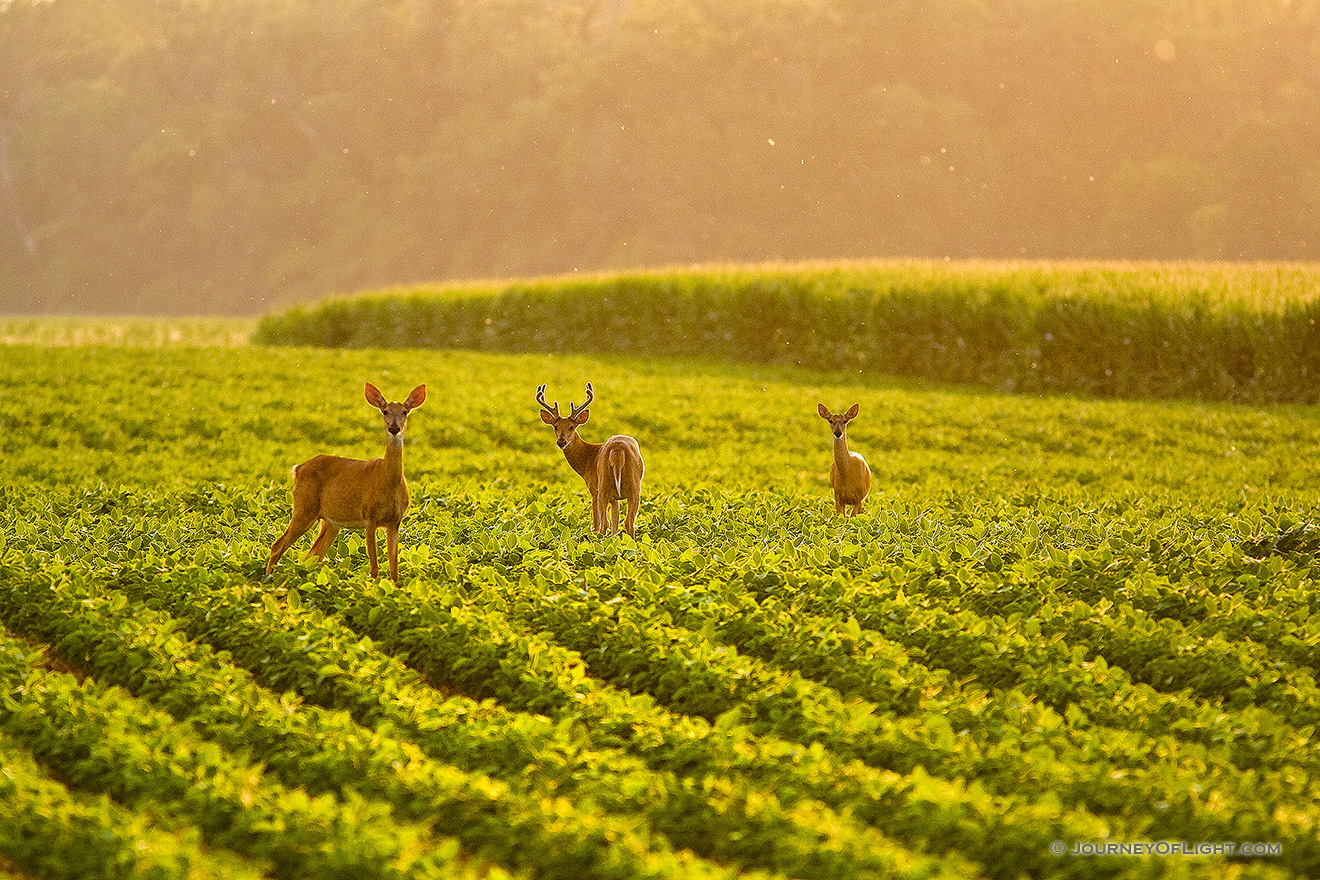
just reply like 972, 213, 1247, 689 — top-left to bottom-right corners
1, 0, 1317, 315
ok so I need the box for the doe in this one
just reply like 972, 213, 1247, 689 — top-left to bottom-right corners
537, 382, 644, 538
818, 403, 871, 515
266, 383, 426, 581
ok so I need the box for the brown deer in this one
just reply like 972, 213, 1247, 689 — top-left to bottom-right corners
537, 382, 644, 538
266, 383, 426, 581
818, 403, 871, 515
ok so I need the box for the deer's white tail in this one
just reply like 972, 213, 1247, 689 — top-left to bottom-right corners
608, 447, 625, 496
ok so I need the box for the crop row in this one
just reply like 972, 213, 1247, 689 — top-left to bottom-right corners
313, 573, 1314, 878
270, 563, 1319, 877
591, 496, 1320, 735
3, 533, 1169, 877
563, 553, 1320, 779
0, 566, 752, 880
730, 537, 1320, 729
847, 501, 1320, 664
637, 535, 1320, 743
370, 492, 1320, 776
0, 557, 979, 880
415, 563, 1316, 851
0, 725, 265, 880
0, 624, 484, 880
9, 484, 1318, 747
295, 498, 1319, 871
294, 570, 1121, 848
834, 574, 1319, 726
4, 479, 1316, 877
254, 262, 1320, 404
9, 339, 1320, 506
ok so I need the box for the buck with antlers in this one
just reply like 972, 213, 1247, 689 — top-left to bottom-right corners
818, 403, 871, 516
537, 382, 645, 538
266, 383, 426, 581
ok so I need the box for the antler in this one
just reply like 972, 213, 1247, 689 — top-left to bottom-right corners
535, 384, 561, 418
569, 382, 594, 419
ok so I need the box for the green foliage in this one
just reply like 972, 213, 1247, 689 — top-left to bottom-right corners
2, 335, 1320, 878
2, 0, 1319, 313
0, 729, 264, 880
0, 316, 255, 347
256, 261, 1320, 404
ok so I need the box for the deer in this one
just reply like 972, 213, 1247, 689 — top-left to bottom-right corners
537, 382, 644, 538
818, 403, 871, 516
266, 383, 426, 582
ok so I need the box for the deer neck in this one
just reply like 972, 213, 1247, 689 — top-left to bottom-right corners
382, 432, 406, 486
563, 433, 602, 484
833, 433, 852, 465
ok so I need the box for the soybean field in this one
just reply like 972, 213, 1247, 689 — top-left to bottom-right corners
1, 310, 1319, 879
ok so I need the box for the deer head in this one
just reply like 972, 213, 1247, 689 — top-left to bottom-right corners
818, 403, 859, 440
366, 382, 426, 437
537, 382, 593, 449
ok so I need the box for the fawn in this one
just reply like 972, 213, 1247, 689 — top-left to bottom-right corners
537, 382, 644, 538
266, 383, 426, 581
818, 403, 871, 515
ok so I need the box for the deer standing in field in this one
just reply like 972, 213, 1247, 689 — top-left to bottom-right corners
537, 382, 645, 538
266, 383, 426, 582
819, 403, 871, 516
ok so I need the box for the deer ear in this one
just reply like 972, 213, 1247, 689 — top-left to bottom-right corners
817, 404, 831, 419
364, 383, 387, 408
574, 408, 590, 425
846, 404, 859, 419
404, 385, 426, 410
540, 409, 557, 425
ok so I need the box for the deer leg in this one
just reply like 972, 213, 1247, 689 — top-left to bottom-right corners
607, 499, 620, 535
623, 491, 639, 539
267, 506, 321, 575
307, 520, 341, 562
385, 524, 401, 583
365, 522, 380, 578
